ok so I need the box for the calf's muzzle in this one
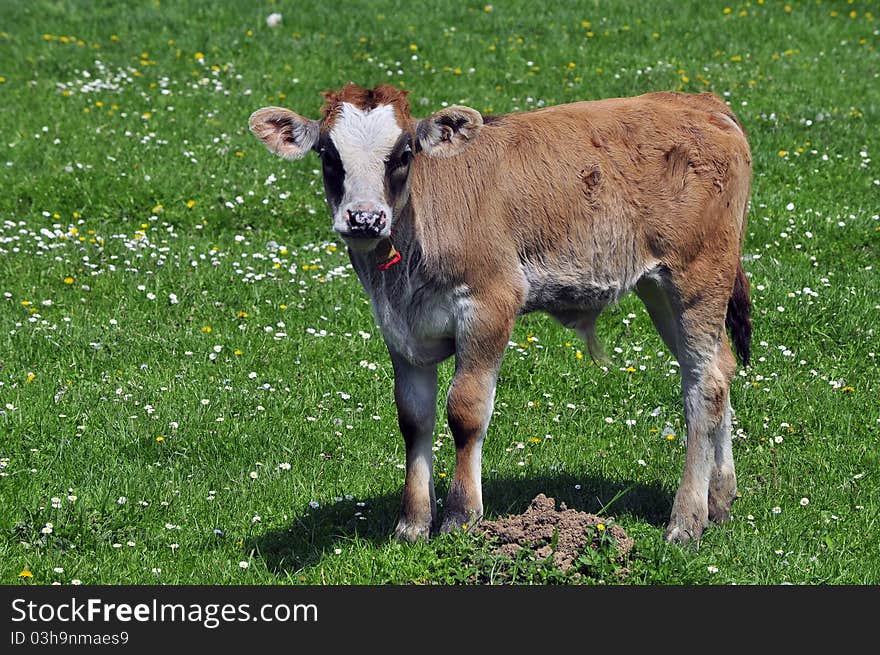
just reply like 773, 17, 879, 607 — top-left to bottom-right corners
345, 208, 387, 238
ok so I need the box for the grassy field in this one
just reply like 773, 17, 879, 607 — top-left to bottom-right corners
0, 0, 877, 585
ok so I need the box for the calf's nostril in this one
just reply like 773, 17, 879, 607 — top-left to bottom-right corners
344, 208, 388, 236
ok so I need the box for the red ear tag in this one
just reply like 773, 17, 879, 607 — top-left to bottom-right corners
376, 246, 402, 271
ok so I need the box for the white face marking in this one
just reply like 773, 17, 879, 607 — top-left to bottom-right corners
329, 102, 402, 223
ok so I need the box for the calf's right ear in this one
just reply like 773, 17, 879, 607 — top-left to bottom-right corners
249, 107, 319, 160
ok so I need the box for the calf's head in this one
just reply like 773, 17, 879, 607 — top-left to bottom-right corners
250, 83, 483, 252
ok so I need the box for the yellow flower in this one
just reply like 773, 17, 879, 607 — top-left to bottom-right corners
201, 325, 212, 333
236, 311, 248, 318
19, 569, 33, 578
625, 366, 636, 373
156, 436, 165, 442
597, 523, 606, 531
186, 200, 196, 208
841, 386, 854, 393
194, 51, 204, 60
723, 7, 731, 15
529, 437, 542, 443
26, 373, 35, 383
778, 150, 788, 157
233, 349, 243, 356
279, 304, 288, 310
575, 350, 583, 360
63, 276, 75, 284
666, 433, 676, 441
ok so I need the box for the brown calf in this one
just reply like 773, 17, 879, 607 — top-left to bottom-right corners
250, 84, 752, 543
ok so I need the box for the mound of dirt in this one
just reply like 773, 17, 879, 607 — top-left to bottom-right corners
479, 493, 633, 571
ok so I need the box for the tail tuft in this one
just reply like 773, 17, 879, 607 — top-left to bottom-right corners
726, 262, 752, 366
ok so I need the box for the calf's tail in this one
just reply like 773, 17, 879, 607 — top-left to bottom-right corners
726, 261, 752, 366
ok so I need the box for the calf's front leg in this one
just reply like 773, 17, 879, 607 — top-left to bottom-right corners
390, 352, 439, 542
440, 307, 514, 533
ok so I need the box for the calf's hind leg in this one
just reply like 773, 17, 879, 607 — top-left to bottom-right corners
637, 275, 738, 529
666, 299, 736, 542
706, 358, 737, 524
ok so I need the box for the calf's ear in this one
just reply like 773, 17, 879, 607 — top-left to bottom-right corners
415, 105, 483, 158
249, 107, 319, 160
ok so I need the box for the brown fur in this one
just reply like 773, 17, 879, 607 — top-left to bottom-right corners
405, 92, 751, 304
320, 82, 412, 128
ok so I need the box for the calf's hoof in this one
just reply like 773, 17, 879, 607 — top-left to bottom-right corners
664, 514, 706, 545
393, 517, 433, 543
707, 497, 733, 524
708, 472, 737, 524
439, 509, 482, 535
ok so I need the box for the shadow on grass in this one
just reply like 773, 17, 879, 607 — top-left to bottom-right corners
248, 472, 672, 576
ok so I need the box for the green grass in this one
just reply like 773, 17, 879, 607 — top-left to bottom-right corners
0, 0, 877, 585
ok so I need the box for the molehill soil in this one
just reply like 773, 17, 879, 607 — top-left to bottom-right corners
479, 493, 633, 571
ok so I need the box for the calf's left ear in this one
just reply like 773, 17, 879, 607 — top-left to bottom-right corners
249, 107, 319, 160
415, 105, 483, 158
